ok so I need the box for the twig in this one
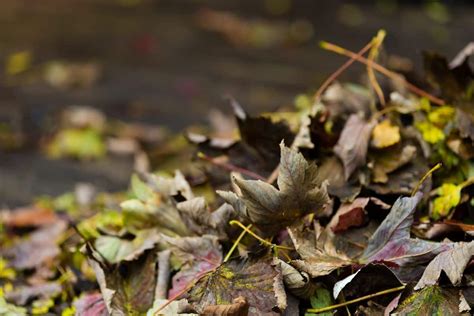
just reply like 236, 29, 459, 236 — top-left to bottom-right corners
320, 41, 446, 106
229, 220, 293, 251
367, 30, 386, 106
155, 250, 171, 300
313, 41, 374, 102
411, 162, 442, 196
306, 285, 406, 313
198, 152, 266, 181
224, 224, 252, 262
460, 176, 474, 189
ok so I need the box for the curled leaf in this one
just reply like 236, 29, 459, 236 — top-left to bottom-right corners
334, 114, 375, 180
221, 143, 328, 235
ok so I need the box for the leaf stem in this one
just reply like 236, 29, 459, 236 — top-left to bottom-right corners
411, 163, 442, 196
320, 41, 445, 106
224, 224, 252, 263
229, 220, 293, 251
197, 152, 266, 181
306, 285, 405, 313
460, 176, 474, 189
367, 30, 387, 106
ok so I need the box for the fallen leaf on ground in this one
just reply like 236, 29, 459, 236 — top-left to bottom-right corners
221, 143, 328, 235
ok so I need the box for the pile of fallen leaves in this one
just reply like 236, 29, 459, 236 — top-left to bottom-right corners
1, 35, 474, 315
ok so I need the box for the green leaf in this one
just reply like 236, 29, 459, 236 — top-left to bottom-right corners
94, 229, 160, 264
130, 174, 154, 202
394, 286, 466, 315
431, 183, 462, 219
306, 286, 333, 316
0, 297, 27, 316
47, 128, 106, 159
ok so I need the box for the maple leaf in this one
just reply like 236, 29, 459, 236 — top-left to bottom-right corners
219, 143, 329, 234
86, 248, 157, 316
415, 241, 474, 290
288, 223, 352, 278
186, 258, 286, 316
160, 234, 222, 298
431, 183, 462, 219
360, 193, 452, 271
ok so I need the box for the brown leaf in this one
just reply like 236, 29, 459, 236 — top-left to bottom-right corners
288, 223, 352, 278
328, 197, 390, 233
2, 221, 67, 269
202, 296, 249, 316
187, 259, 286, 316
415, 241, 474, 290
220, 143, 328, 235
334, 114, 375, 180
0, 206, 58, 227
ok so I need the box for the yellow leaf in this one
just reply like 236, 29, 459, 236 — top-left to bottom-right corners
416, 121, 445, 144
5, 51, 32, 75
428, 105, 455, 126
371, 119, 400, 148
431, 183, 461, 219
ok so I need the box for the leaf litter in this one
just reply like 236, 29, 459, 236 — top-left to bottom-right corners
1, 31, 474, 315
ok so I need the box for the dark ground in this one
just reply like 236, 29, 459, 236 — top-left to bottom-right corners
1, 0, 473, 206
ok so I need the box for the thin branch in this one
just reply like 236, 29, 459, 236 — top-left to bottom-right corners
313, 41, 374, 102
197, 152, 266, 181
155, 250, 171, 300
411, 162, 442, 196
229, 220, 293, 251
224, 224, 252, 262
320, 41, 446, 106
307, 285, 406, 314
367, 30, 386, 106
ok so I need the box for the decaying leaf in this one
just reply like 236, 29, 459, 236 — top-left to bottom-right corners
87, 248, 157, 315
394, 286, 468, 315
2, 221, 67, 269
5, 282, 62, 305
94, 229, 161, 264
146, 299, 196, 316
334, 113, 375, 180
176, 197, 234, 238
333, 264, 402, 300
360, 193, 451, 270
73, 292, 108, 316
371, 145, 417, 183
187, 259, 286, 315
202, 296, 249, 316
220, 143, 328, 234
415, 241, 474, 290
288, 223, 351, 278
0, 206, 59, 227
0, 297, 27, 316
371, 119, 401, 148
161, 234, 222, 298
327, 197, 390, 233
274, 258, 316, 299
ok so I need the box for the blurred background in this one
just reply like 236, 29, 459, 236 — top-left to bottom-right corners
1, 0, 473, 206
